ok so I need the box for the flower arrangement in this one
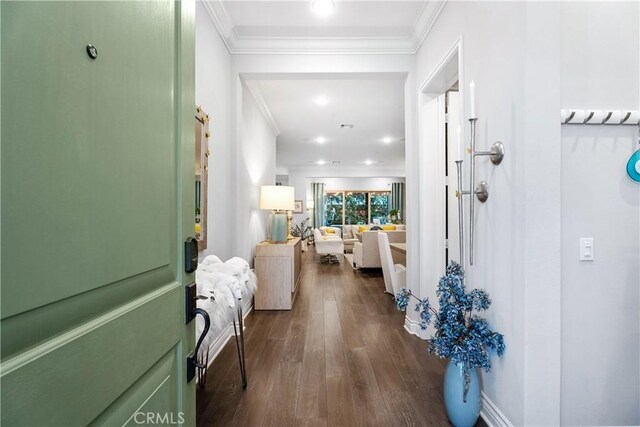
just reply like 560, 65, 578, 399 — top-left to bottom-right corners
292, 218, 313, 241
396, 261, 505, 397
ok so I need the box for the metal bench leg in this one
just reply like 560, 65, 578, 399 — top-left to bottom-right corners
233, 304, 248, 389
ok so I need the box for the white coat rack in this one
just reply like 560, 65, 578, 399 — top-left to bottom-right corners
561, 109, 640, 125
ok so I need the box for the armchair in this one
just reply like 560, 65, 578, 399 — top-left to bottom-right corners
313, 229, 344, 264
353, 230, 406, 269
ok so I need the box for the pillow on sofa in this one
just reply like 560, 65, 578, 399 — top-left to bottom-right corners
358, 225, 370, 233
382, 225, 396, 231
326, 228, 335, 234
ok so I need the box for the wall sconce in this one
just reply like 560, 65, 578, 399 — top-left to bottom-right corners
455, 112, 506, 266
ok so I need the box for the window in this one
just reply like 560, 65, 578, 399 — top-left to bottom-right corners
325, 192, 343, 226
345, 192, 368, 224
370, 192, 390, 223
324, 190, 391, 225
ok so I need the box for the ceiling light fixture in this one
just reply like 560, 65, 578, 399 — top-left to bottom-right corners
316, 136, 326, 144
383, 137, 393, 144
311, 0, 335, 17
314, 95, 329, 106
316, 160, 326, 165
364, 159, 373, 166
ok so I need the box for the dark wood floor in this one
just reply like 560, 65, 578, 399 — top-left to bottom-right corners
197, 248, 486, 427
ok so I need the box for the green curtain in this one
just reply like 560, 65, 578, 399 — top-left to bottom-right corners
312, 182, 325, 228
391, 182, 405, 222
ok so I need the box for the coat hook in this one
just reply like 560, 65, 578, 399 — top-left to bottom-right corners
583, 111, 595, 124
620, 111, 632, 125
564, 111, 576, 124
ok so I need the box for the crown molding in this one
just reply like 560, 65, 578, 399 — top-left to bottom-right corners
203, 0, 447, 55
414, 0, 448, 50
243, 80, 281, 137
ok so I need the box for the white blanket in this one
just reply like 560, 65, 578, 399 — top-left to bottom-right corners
194, 255, 258, 361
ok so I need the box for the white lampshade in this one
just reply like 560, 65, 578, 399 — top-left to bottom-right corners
260, 185, 295, 211
307, 200, 315, 209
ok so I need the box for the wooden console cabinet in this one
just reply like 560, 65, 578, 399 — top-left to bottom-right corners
254, 237, 302, 310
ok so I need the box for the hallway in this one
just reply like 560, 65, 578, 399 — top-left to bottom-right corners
197, 250, 485, 426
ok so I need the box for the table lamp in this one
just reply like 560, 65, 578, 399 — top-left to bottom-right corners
260, 185, 294, 243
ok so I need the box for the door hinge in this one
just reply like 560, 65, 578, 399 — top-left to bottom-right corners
445, 239, 449, 249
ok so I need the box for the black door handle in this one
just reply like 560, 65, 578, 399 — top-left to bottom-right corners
187, 307, 210, 383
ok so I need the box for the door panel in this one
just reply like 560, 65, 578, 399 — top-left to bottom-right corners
91, 343, 179, 427
1, 1, 196, 425
2, 1, 175, 318
2, 284, 182, 426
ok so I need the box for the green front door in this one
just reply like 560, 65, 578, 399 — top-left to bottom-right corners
1, 1, 196, 425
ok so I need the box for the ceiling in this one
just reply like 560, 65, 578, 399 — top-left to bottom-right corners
203, 0, 446, 53
246, 78, 405, 171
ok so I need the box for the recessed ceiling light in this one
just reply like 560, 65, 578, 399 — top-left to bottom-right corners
316, 160, 326, 165
364, 159, 373, 166
383, 137, 393, 144
311, 0, 335, 17
316, 136, 326, 144
314, 95, 329, 106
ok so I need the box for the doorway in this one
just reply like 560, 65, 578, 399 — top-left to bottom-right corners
416, 38, 464, 331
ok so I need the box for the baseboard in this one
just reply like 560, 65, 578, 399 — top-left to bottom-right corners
204, 298, 253, 369
480, 391, 512, 427
404, 316, 512, 427
403, 315, 429, 340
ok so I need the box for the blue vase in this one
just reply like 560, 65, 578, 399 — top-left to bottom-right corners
443, 361, 481, 427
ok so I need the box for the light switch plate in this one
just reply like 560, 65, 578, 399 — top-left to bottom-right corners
580, 238, 594, 261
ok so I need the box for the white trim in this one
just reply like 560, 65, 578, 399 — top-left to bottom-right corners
403, 315, 429, 340
480, 391, 513, 427
201, 0, 233, 53
201, 0, 447, 55
418, 35, 463, 93
414, 0, 448, 51
243, 81, 281, 137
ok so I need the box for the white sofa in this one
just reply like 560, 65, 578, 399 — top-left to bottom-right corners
352, 230, 406, 269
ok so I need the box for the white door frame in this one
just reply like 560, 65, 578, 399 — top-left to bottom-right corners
410, 36, 465, 338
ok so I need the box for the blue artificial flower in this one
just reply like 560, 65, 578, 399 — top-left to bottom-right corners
395, 288, 410, 312
414, 297, 432, 330
470, 289, 491, 311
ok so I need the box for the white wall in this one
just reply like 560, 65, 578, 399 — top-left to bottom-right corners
416, 1, 639, 425
195, 2, 232, 260
559, 2, 639, 425
234, 84, 277, 263
415, 2, 561, 425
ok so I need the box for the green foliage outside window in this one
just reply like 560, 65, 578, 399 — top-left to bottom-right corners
324, 191, 391, 225
345, 192, 368, 224
370, 193, 390, 222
